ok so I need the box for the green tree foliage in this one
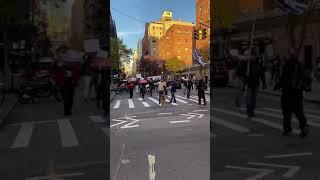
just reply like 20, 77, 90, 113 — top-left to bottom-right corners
110, 37, 132, 72
165, 56, 186, 75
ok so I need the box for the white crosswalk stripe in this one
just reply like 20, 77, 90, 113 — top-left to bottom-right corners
148, 97, 160, 106
113, 100, 121, 109
57, 119, 79, 147
253, 108, 320, 128
167, 96, 188, 104
11, 122, 34, 149
212, 117, 250, 133
137, 98, 151, 107
190, 95, 210, 102
212, 107, 300, 134
262, 107, 320, 121
128, 99, 135, 108
176, 95, 199, 103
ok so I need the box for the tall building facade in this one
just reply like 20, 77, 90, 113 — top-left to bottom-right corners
142, 11, 194, 66
196, 0, 210, 62
158, 24, 194, 65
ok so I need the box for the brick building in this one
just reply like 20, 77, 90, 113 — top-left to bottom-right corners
158, 24, 194, 65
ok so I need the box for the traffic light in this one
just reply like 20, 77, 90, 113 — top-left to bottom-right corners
194, 29, 198, 40
203, 28, 207, 39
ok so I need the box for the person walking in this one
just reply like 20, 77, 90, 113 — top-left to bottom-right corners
197, 77, 206, 105
60, 63, 79, 116
80, 58, 93, 103
140, 83, 146, 99
186, 78, 193, 99
157, 79, 166, 106
128, 81, 134, 99
245, 53, 267, 118
274, 50, 310, 138
170, 80, 177, 103
234, 58, 247, 107
149, 79, 154, 97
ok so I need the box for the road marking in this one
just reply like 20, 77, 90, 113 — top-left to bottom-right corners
26, 172, 85, 180
225, 165, 274, 180
170, 120, 190, 124
114, 100, 121, 109
142, 101, 151, 107
128, 99, 134, 108
261, 107, 320, 122
110, 119, 127, 128
158, 112, 173, 115
212, 117, 250, 133
176, 95, 198, 103
89, 115, 105, 123
121, 119, 140, 129
138, 98, 143, 101
248, 162, 300, 178
191, 95, 210, 102
212, 108, 300, 134
148, 154, 156, 180
11, 122, 34, 149
9, 120, 56, 126
193, 110, 208, 112
57, 119, 79, 147
253, 109, 320, 128
264, 152, 313, 159
101, 127, 109, 136
148, 97, 160, 106
167, 96, 188, 104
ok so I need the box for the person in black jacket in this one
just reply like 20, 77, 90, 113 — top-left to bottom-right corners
186, 78, 193, 99
245, 53, 267, 118
197, 77, 206, 105
274, 50, 310, 138
170, 80, 177, 103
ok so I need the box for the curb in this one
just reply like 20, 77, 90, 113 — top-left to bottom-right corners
227, 85, 320, 104
0, 94, 18, 126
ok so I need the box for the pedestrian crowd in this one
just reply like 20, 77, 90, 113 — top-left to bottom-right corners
21, 47, 108, 117
115, 75, 208, 107
233, 48, 314, 138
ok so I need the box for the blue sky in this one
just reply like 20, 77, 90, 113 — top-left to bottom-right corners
111, 0, 196, 50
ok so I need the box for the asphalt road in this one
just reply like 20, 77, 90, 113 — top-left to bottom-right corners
0, 91, 108, 180
211, 87, 320, 180
110, 90, 210, 180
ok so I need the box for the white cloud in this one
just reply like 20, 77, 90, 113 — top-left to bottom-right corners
118, 30, 144, 37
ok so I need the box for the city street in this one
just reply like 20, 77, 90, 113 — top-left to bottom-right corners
110, 89, 210, 180
0, 91, 108, 179
212, 87, 320, 180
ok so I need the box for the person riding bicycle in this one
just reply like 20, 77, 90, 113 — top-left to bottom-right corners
157, 79, 166, 106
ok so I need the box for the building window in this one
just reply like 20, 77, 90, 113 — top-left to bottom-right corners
186, 39, 188, 43
167, 37, 169, 40
178, 31, 181, 33
178, 56, 180, 59
185, 47, 188, 51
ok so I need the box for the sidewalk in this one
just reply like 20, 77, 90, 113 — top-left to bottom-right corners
0, 93, 18, 125
227, 70, 320, 104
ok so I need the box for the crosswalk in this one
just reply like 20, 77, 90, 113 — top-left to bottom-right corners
112, 94, 210, 110
6, 115, 108, 149
212, 106, 320, 137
